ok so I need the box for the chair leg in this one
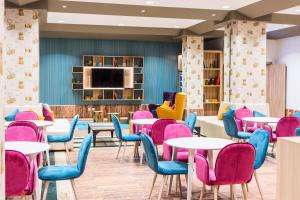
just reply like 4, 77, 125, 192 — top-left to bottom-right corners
177, 175, 182, 197
213, 185, 218, 200
116, 141, 122, 160
155, 145, 159, 157
254, 171, 263, 200
167, 175, 173, 195
246, 183, 249, 192
121, 142, 127, 162
241, 184, 247, 200
71, 179, 78, 200
230, 185, 234, 200
149, 173, 158, 199
272, 143, 276, 153
199, 183, 205, 200
64, 142, 72, 164
42, 181, 49, 200
158, 175, 166, 200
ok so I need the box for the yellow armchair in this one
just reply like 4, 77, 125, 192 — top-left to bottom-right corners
156, 92, 186, 120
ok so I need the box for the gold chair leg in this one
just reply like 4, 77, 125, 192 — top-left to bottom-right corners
121, 142, 127, 162
199, 183, 205, 200
64, 142, 71, 164
116, 141, 122, 159
213, 185, 218, 200
158, 175, 166, 200
71, 179, 78, 200
149, 173, 157, 199
167, 175, 173, 195
177, 175, 182, 197
254, 171, 263, 200
242, 184, 247, 200
230, 185, 235, 200
42, 181, 49, 200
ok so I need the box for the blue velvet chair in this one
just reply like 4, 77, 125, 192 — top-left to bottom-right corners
222, 109, 251, 141
47, 115, 79, 164
148, 91, 177, 117
39, 134, 92, 200
111, 114, 141, 161
293, 111, 300, 119
249, 129, 270, 200
185, 112, 197, 133
141, 134, 188, 200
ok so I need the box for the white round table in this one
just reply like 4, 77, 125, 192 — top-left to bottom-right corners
242, 117, 280, 131
166, 137, 234, 200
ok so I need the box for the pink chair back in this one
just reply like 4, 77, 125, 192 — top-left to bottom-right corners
15, 111, 38, 121
235, 107, 254, 131
132, 110, 153, 133
214, 143, 255, 185
151, 119, 176, 145
276, 116, 300, 137
5, 126, 38, 142
5, 150, 32, 196
8, 121, 40, 141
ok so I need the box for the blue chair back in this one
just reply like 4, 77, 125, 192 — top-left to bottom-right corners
222, 109, 238, 138
249, 129, 269, 170
111, 115, 123, 140
253, 111, 266, 117
77, 134, 92, 174
140, 134, 158, 172
185, 112, 197, 131
293, 111, 300, 119
67, 115, 79, 141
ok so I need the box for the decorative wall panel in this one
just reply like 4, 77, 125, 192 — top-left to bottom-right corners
182, 36, 204, 110
224, 20, 267, 103
4, 9, 39, 105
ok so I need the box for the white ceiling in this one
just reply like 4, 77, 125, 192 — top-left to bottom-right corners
61, 0, 262, 10
47, 12, 204, 28
276, 5, 300, 15
266, 23, 296, 32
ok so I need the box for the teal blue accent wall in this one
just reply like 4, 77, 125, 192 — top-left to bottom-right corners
40, 38, 180, 105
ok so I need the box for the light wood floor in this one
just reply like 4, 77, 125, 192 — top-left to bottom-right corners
52, 143, 277, 200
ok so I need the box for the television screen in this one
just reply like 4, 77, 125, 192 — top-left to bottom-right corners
91, 68, 124, 88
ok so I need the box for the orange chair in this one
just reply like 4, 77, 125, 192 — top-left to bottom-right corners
156, 92, 186, 120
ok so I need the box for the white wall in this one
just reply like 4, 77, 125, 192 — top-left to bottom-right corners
267, 37, 300, 110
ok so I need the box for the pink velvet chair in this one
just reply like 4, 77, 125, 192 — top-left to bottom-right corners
15, 111, 39, 121
5, 150, 37, 199
5, 126, 38, 142
196, 143, 255, 200
163, 124, 207, 162
235, 107, 257, 132
151, 119, 176, 145
132, 110, 153, 134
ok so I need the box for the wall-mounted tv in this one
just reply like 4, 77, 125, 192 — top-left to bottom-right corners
91, 68, 124, 88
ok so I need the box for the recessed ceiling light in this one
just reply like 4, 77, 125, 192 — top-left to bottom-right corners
283, 24, 289, 27
296, 9, 300, 12
58, 20, 65, 23
118, 23, 125, 26
146, 1, 154, 5
174, 25, 180, 28
222, 5, 230, 9
141, 9, 146, 13
62, 5, 67, 8
212, 14, 216, 17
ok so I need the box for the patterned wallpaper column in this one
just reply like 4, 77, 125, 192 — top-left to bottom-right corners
4, 9, 39, 105
224, 20, 267, 104
182, 36, 204, 111
0, 0, 4, 198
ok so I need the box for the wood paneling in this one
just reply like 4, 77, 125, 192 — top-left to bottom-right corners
267, 64, 286, 117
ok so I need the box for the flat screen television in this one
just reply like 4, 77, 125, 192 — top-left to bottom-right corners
91, 68, 124, 88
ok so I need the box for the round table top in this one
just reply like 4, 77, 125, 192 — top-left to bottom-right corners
130, 118, 159, 125
242, 117, 280, 123
5, 141, 50, 155
5, 120, 54, 128
166, 137, 234, 150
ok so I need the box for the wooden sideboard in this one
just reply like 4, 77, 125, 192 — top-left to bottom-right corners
277, 137, 300, 200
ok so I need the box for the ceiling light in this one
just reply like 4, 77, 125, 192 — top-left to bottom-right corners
222, 5, 230, 9
141, 9, 146, 13
212, 14, 216, 17
283, 24, 289, 27
62, 5, 67, 8
295, 9, 300, 12
118, 23, 125, 26
58, 20, 65, 23
174, 25, 180, 28
146, 1, 154, 5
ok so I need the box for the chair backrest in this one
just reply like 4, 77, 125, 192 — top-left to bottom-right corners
5, 126, 38, 142
173, 92, 186, 120
215, 143, 255, 185
5, 150, 31, 196
15, 111, 38, 121
163, 92, 176, 106
185, 112, 197, 131
253, 110, 266, 117
67, 115, 79, 141
8, 121, 40, 140
151, 119, 176, 145
111, 114, 123, 140
293, 111, 300, 119
77, 134, 92, 175
132, 110, 153, 120
141, 134, 158, 172
276, 116, 300, 137
163, 124, 192, 160
249, 129, 270, 170
222, 109, 238, 138
235, 106, 254, 127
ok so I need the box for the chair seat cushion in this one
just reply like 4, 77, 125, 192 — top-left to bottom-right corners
176, 150, 208, 162
122, 134, 141, 141
158, 161, 188, 175
237, 132, 252, 139
47, 134, 70, 143
38, 165, 80, 181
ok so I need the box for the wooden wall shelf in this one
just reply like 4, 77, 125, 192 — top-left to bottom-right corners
72, 55, 144, 102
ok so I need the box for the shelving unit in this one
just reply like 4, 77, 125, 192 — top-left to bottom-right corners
72, 55, 144, 101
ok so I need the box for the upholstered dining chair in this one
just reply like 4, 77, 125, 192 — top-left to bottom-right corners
151, 119, 176, 149
38, 134, 92, 200
184, 112, 197, 132
6, 150, 37, 199
15, 111, 39, 121
234, 107, 257, 132
141, 133, 188, 200
47, 115, 79, 164
132, 110, 153, 134
249, 129, 270, 200
222, 109, 252, 141
112, 114, 141, 161
195, 143, 255, 200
